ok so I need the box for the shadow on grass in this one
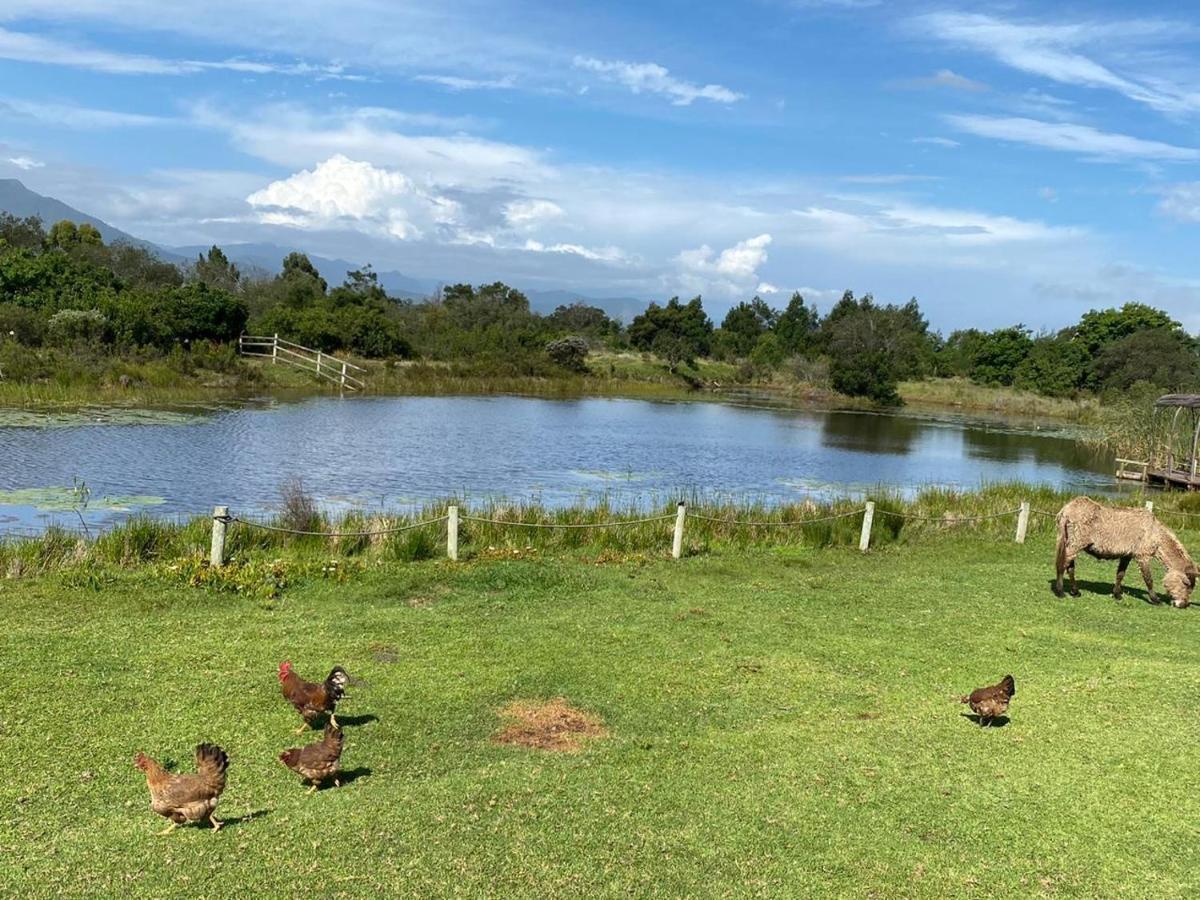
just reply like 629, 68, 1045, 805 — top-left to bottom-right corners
334, 713, 378, 728
960, 713, 1010, 728
311, 767, 372, 791
1048, 579, 1161, 605
219, 809, 271, 829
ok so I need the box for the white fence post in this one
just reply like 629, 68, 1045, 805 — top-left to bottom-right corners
1145, 500, 1154, 514
210, 505, 228, 568
272, 333, 279, 365
340, 361, 348, 389
447, 505, 459, 561
316, 350, 322, 377
1015, 501, 1030, 544
859, 501, 875, 553
672, 502, 686, 560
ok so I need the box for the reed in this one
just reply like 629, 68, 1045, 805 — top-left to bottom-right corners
4, 483, 1196, 580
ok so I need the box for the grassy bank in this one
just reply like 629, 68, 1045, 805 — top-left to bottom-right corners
0, 345, 1105, 423
4, 525, 1200, 897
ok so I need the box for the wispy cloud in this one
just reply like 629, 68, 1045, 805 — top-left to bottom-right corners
0, 97, 168, 128
888, 68, 988, 92
0, 25, 359, 79
912, 136, 960, 148
913, 12, 1200, 115
1156, 182, 1200, 222
573, 56, 744, 106
4, 154, 43, 169
414, 74, 516, 91
945, 115, 1199, 162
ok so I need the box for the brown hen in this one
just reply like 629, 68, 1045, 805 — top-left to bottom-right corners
960, 674, 1015, 727
134, 743, 229, 834
280, 723, 345, 794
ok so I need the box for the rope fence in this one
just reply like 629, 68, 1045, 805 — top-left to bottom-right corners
204, 498, 1047, 566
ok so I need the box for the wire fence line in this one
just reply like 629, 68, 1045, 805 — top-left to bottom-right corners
461, 512, 677, 529
686, 508, 867, 527
227, 513, 449, 538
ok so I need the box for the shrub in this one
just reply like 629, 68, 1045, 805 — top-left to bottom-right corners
546, 336, 589, 372
47, 308, 109, 349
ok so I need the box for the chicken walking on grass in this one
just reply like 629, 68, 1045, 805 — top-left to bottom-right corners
134, 743, 229, 835
960, 674, 1015, 727
279, 661, 349, 734
280, 722, 345, 794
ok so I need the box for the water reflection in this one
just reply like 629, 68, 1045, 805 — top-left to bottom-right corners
0, 395, 1118, 534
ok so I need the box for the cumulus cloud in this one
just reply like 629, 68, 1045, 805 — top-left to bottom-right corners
246, 154, 460, 239
572, 56, 743, 106
504, 198, 565, 228
675, 234, 772, 295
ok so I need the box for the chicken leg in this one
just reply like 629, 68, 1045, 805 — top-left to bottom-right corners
157, 821, 179, 836
306, 783, 319, 796
293, 722, 309, 735
209, 814, 223, 831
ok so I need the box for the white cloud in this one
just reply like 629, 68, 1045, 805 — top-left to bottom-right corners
1156, 182, 1200, 222
0, 25, 357, 79
573, 56, 743, 106
504, 198, 565, 228
890, 68, 988, 92
5, 155, 43, 169
945, 115, 1200, 161
246, 154, 460, 239
414, 74, 516, 91
675, 234, 772, 295
756, 281, 779, 294
523, 239, 625, 263
0, 96, 167, 128
913, 12, 1200, 115
912, 136, 960, 148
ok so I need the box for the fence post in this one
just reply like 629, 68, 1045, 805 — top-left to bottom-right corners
210, 505, 228, 568
1145, 500, 1154, 514
859, 501, 875, 553
272, 333, 279, 365
1015, 501, 1030, 544
672, 502, 686, 559
447, 505, 459, 561
316, 350, 322, 377
340, 361, 348, 389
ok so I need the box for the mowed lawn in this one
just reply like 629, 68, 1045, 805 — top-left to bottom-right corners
3, 532, 1200, 898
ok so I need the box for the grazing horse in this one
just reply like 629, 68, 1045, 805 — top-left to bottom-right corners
1054, 496, 1196, 607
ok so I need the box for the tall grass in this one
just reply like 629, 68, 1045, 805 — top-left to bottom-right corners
4, 482, 1195, 581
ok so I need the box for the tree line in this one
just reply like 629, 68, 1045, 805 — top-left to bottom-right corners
1, 214, 1196, 404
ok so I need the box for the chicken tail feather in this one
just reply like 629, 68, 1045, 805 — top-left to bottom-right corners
194, 743, 229, 793
1001, 674, 1015, 697
325, 666, 349, 702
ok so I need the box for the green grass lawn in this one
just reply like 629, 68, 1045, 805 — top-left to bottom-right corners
3, 533, 1200, 897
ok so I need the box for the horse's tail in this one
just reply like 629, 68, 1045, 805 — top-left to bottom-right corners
1055, 514, 1069, 573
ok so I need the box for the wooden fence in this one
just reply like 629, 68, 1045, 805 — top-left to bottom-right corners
238, 334, 366, 391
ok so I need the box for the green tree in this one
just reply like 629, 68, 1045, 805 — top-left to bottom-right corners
717, 296, 778, 358
194, 246, 241, 292
969, 326, 1033, 386
1013, 334, 1088, 397
1091, 329, 1200, 393
1074, 302, 1179, 354
773, 292, 820, 356
628, 296, 713, 368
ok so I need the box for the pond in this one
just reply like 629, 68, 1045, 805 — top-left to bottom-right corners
0, 394, 1118, 534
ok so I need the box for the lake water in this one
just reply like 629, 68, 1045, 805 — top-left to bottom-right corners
0, 395, 1117, 534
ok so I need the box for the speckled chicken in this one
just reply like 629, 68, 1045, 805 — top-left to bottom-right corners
280, 723, 344, 794
134, 743, 229, 834
279, 661, 348, 734
960, 674, 1015, 726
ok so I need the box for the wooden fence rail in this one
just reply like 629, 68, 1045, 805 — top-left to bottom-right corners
238, 333, 366, 391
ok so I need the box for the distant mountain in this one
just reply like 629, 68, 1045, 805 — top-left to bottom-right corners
0, 178, 182, 260
170, 242, 438, 300
0, 181, 651, 320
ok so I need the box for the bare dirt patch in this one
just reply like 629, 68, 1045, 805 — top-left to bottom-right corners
492, 698, 608, 752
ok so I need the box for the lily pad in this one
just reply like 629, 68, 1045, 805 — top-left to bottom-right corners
0, 487, 166, 512
0, 407, 201, 429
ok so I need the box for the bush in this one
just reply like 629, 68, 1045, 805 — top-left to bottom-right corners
47, 308, 109, 349
546, 336, 589, 372
0, 303, 46, 346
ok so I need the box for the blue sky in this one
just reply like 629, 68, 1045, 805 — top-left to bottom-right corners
2, 1, 1200, 331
